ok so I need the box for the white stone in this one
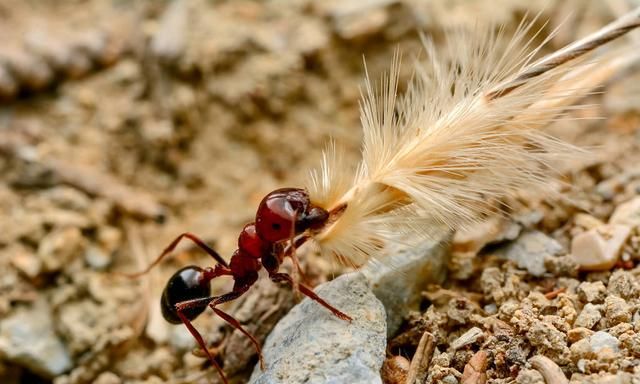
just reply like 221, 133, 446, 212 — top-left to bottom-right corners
589, 331, 619, 353
363, 232, 452, 335
571, 224, 632, 271
0, 300, 72, 378
498, 230, 564, 276
249, 273, 386, 384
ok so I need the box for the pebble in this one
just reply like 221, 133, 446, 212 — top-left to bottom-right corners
380, 356, 410, 384
84, 245, 111, 270
38, 227, 84, 272
93, 371, 122, 384
325, 0, 393, 40
576, 281, 606, 303
604, 296, 632, 326
0, 301, 72, 378
453, 216, 521, 254
363, 231, 452, 335
516, 368, 545, 384
574, 304, 602, 329
10, 245, 42, 278
567, 328, 594, 343
606, 270, 640, 299
570, 224, 631, 271
498, 230, 564, 276
609, 196, 640, 227
589, 331, 619, 353
574, 214, 604, 230
249, 272, 386, 384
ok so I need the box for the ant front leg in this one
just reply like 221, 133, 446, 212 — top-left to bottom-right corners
174, 299, 228, 384
269, 272, 352, 321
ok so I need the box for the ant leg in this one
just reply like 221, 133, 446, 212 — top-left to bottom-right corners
208, 280, 266, 370
269, 272, 352, 321
176, 308, 228, 384
288, 211, 302, 295
285, 235, 309, 280
121, 232, 228, 278
209, 301, 266, 370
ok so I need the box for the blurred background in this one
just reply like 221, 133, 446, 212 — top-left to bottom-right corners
0, 1, 638, 383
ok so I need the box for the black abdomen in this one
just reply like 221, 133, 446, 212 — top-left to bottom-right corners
161, 266, 211, 324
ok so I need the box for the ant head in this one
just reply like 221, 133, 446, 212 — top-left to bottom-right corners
255, 188, 310, 243
161, 266, 211, 324
255, 188, 331, 243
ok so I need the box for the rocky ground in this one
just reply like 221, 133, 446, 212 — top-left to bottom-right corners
0, 1, 639, 383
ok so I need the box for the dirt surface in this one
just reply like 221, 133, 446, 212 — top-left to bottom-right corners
0, 1, 639, 383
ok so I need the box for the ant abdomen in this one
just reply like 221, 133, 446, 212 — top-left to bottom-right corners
161, 266, 211, 324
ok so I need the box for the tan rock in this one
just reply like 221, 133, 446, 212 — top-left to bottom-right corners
570, 224, 631, 271
610, 196, 640, 227
574, 213, 604, 230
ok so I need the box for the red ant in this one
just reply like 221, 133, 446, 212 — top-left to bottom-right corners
126, 188, 352, 383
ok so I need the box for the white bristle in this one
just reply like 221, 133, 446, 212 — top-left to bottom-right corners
306, 13, 640, 266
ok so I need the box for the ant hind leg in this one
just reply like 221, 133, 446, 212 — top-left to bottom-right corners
176, 309, 229, 384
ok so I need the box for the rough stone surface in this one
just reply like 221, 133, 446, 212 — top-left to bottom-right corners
498, 230, 564, 276
0, 300, 72, 378
570, 224, 631, 271
577, 281, 607, 303
249, 272, 386, 384
362, 231, 452, 335
574, 303, 602, 329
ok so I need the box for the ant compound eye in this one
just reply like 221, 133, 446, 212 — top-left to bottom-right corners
161, 266, 211, 324
238, 223, 268, 259
255, 188, 309, 243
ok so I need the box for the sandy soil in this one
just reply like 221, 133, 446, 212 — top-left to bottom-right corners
0, 1, 638, 383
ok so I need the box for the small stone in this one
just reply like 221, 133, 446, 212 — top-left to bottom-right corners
380, 355, 410, 384
249, 272, 386, 384
574, 303, 602, 329
0, 301, 72, 378
94, 371, 122, 384
576, 281, 606, 303
570, 224, 631, 271
604, 296, 632, 326
516, 368, 545, 384
38, 227, 84, 272
609, 196, 640, 227
453, 216, 521, 254
498, 230, 564, 276
589, 331, 619, 353
574, 214, 604, 230
607, 270, 640, 299
43, 186, 91, 211
363, 232, 452, 335
326, 1, 392, 40
567, 328, 594, 343
84, 246, 111, 270
570, 338, 592, 362
10, 245, 42, 279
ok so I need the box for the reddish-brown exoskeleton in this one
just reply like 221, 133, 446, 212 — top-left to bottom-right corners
126, 188, 351, 383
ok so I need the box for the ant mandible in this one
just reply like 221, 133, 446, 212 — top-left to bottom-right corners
126, 188, 351, 384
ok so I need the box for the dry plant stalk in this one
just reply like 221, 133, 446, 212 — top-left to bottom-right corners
307, 7, 640, 266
